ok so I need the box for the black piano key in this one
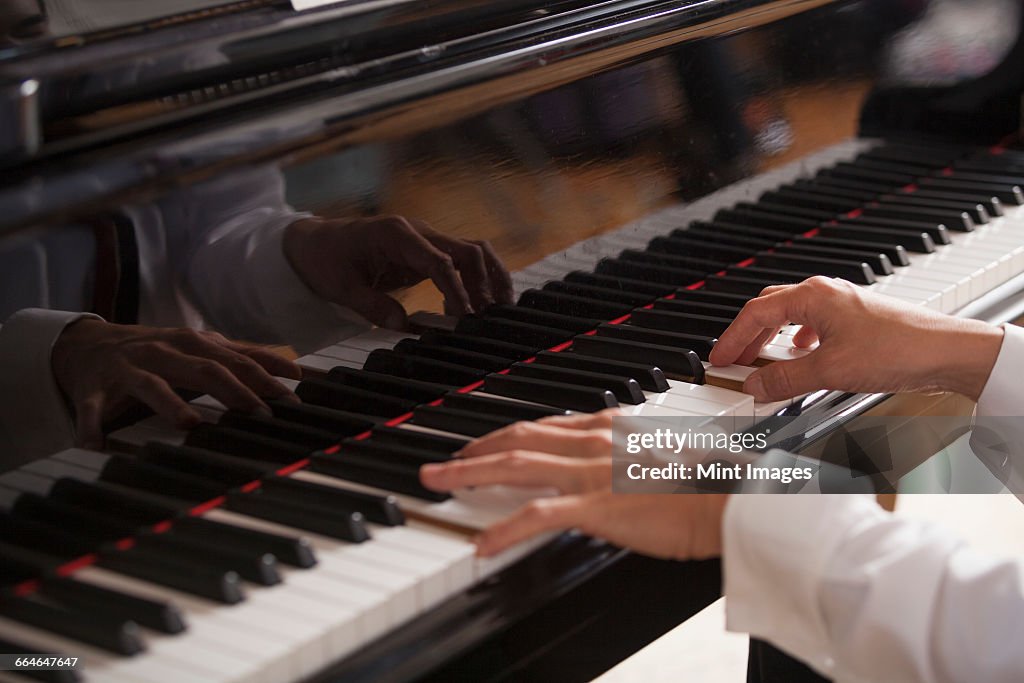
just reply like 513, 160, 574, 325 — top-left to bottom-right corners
617, 249, 727, 273
802, 174, 895, 195
563, 270, 675, 297
721, 266, 806, 284
96, 456, 225, 503
267, 399, 379, 435
533, 351, 669, 392
258, 475, 405, 526
0, 597, 144, 656
541, 280, 654, 307
669, 289, 753, 306
715, 207, 819, 233
837, 216, 951, 244
186, 424, 310, 466
218, 412, 340, 450
817, 223, 937, 253
898, 189, 1003, 216
441, 392, 566, 421
851, 157, 936, 175
569, 335, 704, 383
411, 405, 518, 438
484, 304, 601, 334
295, 378, 417, 417
780, 181, 878, 202
953, 160, 1024, 177
944, 170, 1024, 186
11, 494, 138, 545
171, 516, 317, 568
508, 363, 645, 404
773, 243, 895, 275
0, 541, 61, 582
482, 374, 618, 412
917, 177, 1024, 204
878, 194, 989, 224
646, 236, 754, 263
703, 274, 789, 296
364, 349, 487, 386
0, 512, 95, 559
418, 330, 536, 360
327, 365, 457, 401
139, 443, 270, 487
518, 288, 635, 320
594, 258, 707, 286
97, 547, 244, 604
311, 446, 450, 502
47, 478, 180, 525
132, 532, 281, 585
758, 189, 860, 214
741, 200, 835, 222
821, 163, 914, 186
390, 340, 510, 373
39, 577, 186, 635
369, 425, 469, 455
0, 635, 80, 683
455, 316, 573, 350
682, 221, 795, 242
595, 322, 718, 362
861, 145, 959, 166
791, 235, 909, 266
225, 489, 371, 542
628, 309, 733, 338
650, 299, 743, 318
752, 252, 876, 284
859, 204, 974, 232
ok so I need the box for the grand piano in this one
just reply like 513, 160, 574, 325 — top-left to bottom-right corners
0, 1, 1022, 682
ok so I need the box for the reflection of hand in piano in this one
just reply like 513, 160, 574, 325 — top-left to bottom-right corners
709, 276, 1005, 402
50, 319, 301, 448
282, 215, 514, 329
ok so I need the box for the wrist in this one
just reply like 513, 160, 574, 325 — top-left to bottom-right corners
931, 319, 1004, 401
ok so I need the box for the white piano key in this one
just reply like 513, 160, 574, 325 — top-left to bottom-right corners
335, 328, 417, 351
296, 354, 351, 373
315, 345, 370, 365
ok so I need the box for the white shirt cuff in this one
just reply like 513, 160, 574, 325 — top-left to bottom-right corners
977, 323, 1024, 417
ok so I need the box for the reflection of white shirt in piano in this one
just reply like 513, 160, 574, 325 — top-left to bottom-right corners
724, 323, 1024, 683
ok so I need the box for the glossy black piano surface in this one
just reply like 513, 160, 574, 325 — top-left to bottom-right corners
1, 1, 1023, 682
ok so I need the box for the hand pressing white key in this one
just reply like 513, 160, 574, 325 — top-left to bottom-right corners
52, 319, 302, 448
708, 276, 1004, 402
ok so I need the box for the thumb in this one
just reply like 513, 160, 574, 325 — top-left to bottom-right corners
74, 394, 106, 450
744, 356, 820, 402
346, 287, 408, 330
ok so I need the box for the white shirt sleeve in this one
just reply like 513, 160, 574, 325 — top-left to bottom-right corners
0, 308, 101, 468
723, 322, 1024, 683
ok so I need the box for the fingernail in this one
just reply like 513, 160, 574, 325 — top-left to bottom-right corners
420, 463, 443, 481
745, 375, 766, 401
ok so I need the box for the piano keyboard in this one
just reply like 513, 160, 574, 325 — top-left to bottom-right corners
1, 139, 1022, 683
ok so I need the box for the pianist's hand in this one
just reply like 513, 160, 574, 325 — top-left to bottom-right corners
421, 410, 729, 558
421, 411, 617, 495
284, 216, 514, 329
51, 319, 302, 448
709, 276, 1005, 402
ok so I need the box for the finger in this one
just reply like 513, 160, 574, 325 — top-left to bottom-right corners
536, 409, 620, 431
792, 325, 820, 348
214, 336, 303, 380
343, 287, 408, 330
733, 326, 781, 367
460, 421, 610, 459
744, 355, 822, 401
124, 370, 203, 428
420, 452, 606, 494
475, 495, 590, 557
709, 289, 799, 366
422, 229, 493, 312
139, 350, 269, 414
74, 394, 107, 450
186, 335, 300, 399
474, 240, 514, 305
391, 219, 473, 315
